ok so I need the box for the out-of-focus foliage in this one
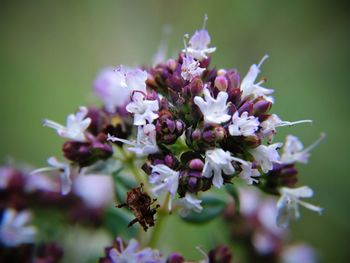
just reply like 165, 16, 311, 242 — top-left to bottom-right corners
0, 0, 349, 262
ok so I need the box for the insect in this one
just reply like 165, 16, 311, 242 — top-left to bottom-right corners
117, 183, 160, 232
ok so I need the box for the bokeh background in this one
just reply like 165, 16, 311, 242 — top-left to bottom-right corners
0, 0, 349, 262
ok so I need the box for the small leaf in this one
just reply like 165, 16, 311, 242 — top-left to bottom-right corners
225, 184, 240, 213
180, 195, 227, 224
104, 207, 136, 238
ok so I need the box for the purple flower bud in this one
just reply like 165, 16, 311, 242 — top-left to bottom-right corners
167, 253, 185, 263
189, 159, 204, 170
253, 99, 272, 115
208, 245, 233, 263
238, 101, 254, 115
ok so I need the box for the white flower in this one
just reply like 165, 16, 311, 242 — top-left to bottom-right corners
276, 186, 323, 228
43, 106, 91, 142
203, 148, 247, 188
249, 143, 283, 173
94, 66, 148, 113
281, 134, 326, 164
228, 111, 260, 137
181, 55, 205, 81
281, 244, 316, 263
182, 16, 216, 60
0, 209, 37, 247
260, 114, 312, 141
239, 162, 260, 185
240, 55, 274, 102
30, 157, 77, 195
125, 92, 159, 126
109, 237, 163, 263
178, 193, 203, 216
194, 87, 231, 124
73, 174, 114, 208
149, 164, 179, 211
107, 124, 159, 156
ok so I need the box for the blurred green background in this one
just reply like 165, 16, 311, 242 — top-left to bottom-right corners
0, 0, 349, 262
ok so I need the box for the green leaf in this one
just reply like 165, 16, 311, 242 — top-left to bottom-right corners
225, 184, 240, 213
180, 195, 227, 224
103, 206, 136, 238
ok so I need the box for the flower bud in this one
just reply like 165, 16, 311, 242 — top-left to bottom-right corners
167, 253, 185, 263
208, 245, 233, 263
253, 99, 272, 116
63, 134, 113, 167
156, 110, 185, 144
215, 75, 228, 91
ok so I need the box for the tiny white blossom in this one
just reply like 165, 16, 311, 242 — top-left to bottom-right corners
240, 55, 274, 102
276, 186, 323, 228
43, 106, 91, 142
260, 114, 312, 141
249, 143, 283, 173
280, 134, 325, 164
239, 162, 260, 185
149, 164, 179, 211
194, 87, 231, 124
228, 111, 260, 137
182, 16, 216, 60
0, 209, 37, 247
203, 148, 247, 188
281, 244, 317, 263
109, 237, 163, 263
179, 193, 203, 216
181, 55, 205, 81
94, 66, 148, 113
126, 92, 159, 126
30, 157, 77, 195
107, 124, 159, 156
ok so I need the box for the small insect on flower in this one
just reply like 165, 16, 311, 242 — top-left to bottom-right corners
117, 183, 160, 232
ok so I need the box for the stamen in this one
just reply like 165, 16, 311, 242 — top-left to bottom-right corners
196, 246, 209, 261
297, 200, 323, 214
302, 133, 326, 154
107, 133, 137, 146
183, 34, 189, 54
278, 119, 313, 127
42, 119, 64, 131
257, 54, 269, 68
30, 167, 58, 175
202, 14, 208, 30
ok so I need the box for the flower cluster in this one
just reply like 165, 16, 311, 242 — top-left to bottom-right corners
33, 16, 324, 230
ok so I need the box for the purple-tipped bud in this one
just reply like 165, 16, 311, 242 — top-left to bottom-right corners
238, 101, 254, 115
253, 99, 272, 115
188, 159, 204, 170
167, 253, 185, 263
156, 110, 185, 144
63, 134, 113, 167
215, 75, 228, 91
208, 245, 233, 263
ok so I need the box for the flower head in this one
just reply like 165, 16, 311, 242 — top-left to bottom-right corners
228, 111, 260, 137
276, 186, 323, 228
107, 124, 159, 156
178, 192, 203, 216
0, 209, 37, 247
182, 15, 216, 60
240, 55, 274, 102
126, 92, 159, 126
194, 87, 230, 124
238, 162, 260, 185
109, 237, 163, 263
280, 134, 325, 164
203, 148, 247, 188
149, 164, 179, 211
181, 55, 205, 81
30, 157, 77, 195
43, 106, 91, 142
260, 114, 312, 142
249, 143, 283, 173
94, 66, 148, 113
